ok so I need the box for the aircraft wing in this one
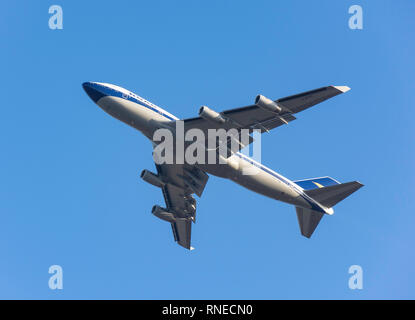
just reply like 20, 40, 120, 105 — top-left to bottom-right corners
183, 85, 349, 136
153, 158, 209, 250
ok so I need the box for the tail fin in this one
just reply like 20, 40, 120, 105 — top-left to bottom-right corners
295, 179, 363, 238
294, 176, 340, 190
304, 181, 363, 208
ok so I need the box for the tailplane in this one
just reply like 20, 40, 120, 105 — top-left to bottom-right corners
304, 181, 363, 208
296, 207, 324, 238
294, 177, 363, 238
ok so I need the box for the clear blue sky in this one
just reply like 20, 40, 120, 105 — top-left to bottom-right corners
1, 0, 414, 299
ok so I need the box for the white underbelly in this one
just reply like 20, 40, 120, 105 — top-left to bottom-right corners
98, 96, 167, 137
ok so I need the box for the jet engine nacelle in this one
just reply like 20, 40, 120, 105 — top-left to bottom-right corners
140, 169, 165, 188
198, 106, 226, 124
152, 205, 176, 223
255, 95, 283, 114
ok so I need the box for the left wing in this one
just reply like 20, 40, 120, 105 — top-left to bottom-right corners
151, 159, 209, 250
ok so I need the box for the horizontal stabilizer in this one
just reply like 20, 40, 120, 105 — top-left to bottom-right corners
304, 181, 363, 208
296, 207, 324, 238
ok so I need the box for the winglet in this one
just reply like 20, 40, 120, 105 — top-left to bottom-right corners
332, 86, 351, 93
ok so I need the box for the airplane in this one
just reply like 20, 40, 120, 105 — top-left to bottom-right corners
83, 82, 363, 250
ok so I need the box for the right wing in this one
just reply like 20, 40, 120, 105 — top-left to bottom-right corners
183, 86, 350, 156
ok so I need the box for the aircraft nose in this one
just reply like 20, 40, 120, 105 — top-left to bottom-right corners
82, 82, 106, 103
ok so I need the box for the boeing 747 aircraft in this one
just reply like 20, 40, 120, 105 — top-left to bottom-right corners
83, 82, 363, 250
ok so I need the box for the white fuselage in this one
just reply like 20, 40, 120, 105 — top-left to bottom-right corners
83, 82, 331, 214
